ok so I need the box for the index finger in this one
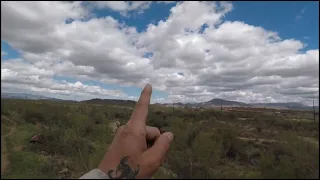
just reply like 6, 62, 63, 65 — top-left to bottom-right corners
128, 84, 152, 128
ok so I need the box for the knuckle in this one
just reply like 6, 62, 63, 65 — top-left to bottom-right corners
116, 125, 125, 133
128, 128, 146, 139
120, 125, 132, 138
150, 158, 161, 169
137, 130, 146, 137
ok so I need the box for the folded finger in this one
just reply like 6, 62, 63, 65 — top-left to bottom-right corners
146, 126, 160, 140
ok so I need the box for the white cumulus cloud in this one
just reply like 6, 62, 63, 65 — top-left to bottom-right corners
1, 1, 319, 105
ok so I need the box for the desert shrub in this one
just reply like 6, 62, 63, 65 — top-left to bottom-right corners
148, 111, 169, 129
211, 127, 247, 161
274, 120, 294, 131
48, 113, 71, 128
259, 133, 319, 179
294, 121, 319, 133
167, 122, 247, 179
65, 114, 91, 136
2, 99, 319, 179
184, 112, 197, 118
165, 120, 194, 178
155, 110, 163, 115
256, 126, 262, 133
191, 131, 222, 178
25, 117, 39, 124
114, 112, 125, 119
84, 124, 94, 136
171, 109, 186, 118
214, 112, 237, 122
1, 103, 11, 116
186, 125, 203, 147
236, 111, 255, 119
265, 118, 277, 126
31, 127, 96, 157
24, 109, 45, 124
87, 124, 113, 144
167, 117, 186, 131
167, 131, 196, 178
197, 110, 214, 119
149, 118, 168, 129
2, 151, 57, 179
162, 115, 167, 120
226, 112, 237, 120
92, 112, 105, 124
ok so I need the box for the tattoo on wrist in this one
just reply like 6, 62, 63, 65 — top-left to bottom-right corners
107, 156, 140, 179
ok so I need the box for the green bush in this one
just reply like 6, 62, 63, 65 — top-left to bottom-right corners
1, 99, 319, 179
259, 133, 319, 179
256, 126, 262, 133
92, 112, 106, 124
2, 151, 57, 179
167, 122, 247, 179
31, 127, 96, 157
148, 115, 169, 129
24, 110, 45, 124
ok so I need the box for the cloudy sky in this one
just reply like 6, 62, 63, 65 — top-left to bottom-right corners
1, 1, 319, 105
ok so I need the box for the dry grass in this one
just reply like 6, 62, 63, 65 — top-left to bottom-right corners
1, 99, 319, 179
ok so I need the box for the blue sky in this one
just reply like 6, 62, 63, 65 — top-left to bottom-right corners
1, 1, 319, 104
226, 1, 319, 50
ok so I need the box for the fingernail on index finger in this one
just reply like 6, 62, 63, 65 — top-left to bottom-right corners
141, 84, 152, 98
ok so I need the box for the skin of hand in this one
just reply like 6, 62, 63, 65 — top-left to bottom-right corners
98, 84, 174, 179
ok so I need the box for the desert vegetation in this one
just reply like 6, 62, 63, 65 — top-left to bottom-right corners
1, 99, 319, 179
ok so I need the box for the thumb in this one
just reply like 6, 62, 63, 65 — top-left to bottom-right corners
143, 132, 174, 165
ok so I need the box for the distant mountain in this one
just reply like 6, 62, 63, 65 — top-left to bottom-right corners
162, 102, 196, 108
1, 92, 63, 101
162, 99, 251, 108
2, 93, 317, 111
81, 98, 136, 105
202, 98, 251, 107
160, 98, 317, 111
251, 102, 319, 110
